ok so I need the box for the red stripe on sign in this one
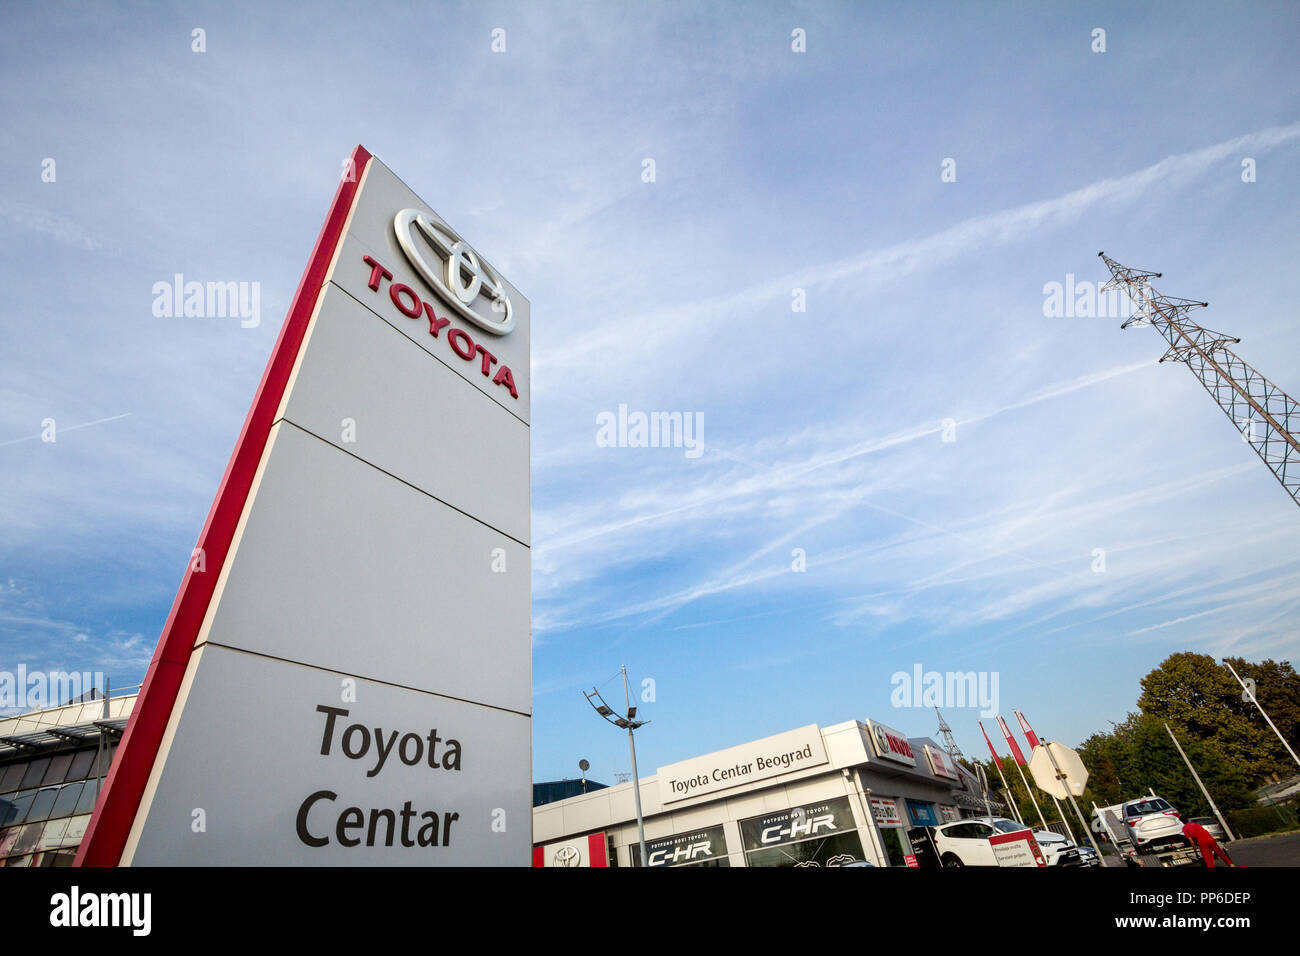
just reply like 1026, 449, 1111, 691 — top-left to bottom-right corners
532, 846, 545, 867
75, 145, 374, 867
588, 832, 607, 867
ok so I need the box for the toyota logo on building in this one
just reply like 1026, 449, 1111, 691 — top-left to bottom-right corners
393, 208, 515, 336
552, 844, 582, 867
873, 722, 891, 754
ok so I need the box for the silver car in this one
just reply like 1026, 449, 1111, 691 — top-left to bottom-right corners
1122, 797, 1184, 850
1188, 816, 1228, 842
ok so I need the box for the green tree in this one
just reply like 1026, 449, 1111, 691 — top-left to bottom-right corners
1111, 712, 1253, 817
1078, 728, 1126, 806
1138, 652, 1280, 783
1225, 656, 1300, 778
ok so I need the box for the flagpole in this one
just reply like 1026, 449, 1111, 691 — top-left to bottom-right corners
1012, 753, 1049, 830
979, 721, 1023, 824
999, 715, 1049, 830
994, 766, 1022, 823
1049, 793, 1076, 842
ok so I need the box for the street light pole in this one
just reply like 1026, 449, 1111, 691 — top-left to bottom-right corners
622, 666, 648, 867
1165, 723, 1236, 841
584, 665, 650, 868
974, 763, 992, 818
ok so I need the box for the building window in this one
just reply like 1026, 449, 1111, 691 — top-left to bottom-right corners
739, 797, 865, 868
632, 825, 730, 868
880, 828, 909, 867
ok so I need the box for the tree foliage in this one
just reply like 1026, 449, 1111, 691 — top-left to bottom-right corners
1138, 652, 1298, 783
974, 653, 1298, 834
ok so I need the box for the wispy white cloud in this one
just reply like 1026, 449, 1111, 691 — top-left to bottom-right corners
0, 199, 106, 251
534, 122, 1300, 381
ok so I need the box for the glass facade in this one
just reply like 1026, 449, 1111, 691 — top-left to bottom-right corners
739, 797, 867, 867
0, 740, 117, 867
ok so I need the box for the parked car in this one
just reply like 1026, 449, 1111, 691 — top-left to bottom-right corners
1074, 844, 1102, 867
1188, 816, 1228, 842
1029, 826, 1085, 866
932, 816, 1081, 867
1122, 797, 1185, 850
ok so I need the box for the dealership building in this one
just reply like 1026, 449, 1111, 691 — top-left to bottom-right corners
0, 691, 137, 867
533, 718, 1001, 867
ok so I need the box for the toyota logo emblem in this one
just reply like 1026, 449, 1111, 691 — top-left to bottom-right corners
553, 845, 582, 867
393, 208, 515, 336
873, 723, 889, 753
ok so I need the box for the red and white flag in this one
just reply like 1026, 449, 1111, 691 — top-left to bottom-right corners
1014, 710, 1041, 750
996, 715, 1027, 765
979, 720, 1004, 770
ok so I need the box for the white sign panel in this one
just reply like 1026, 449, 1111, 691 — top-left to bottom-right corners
126, 650, 529, 865
658, 725, 828, 804
81, 146, 531, 866
1028, 742, 1089, 799
989, 831, 1047, 868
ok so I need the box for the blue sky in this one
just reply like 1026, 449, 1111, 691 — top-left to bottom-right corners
2, 2, 1298, 784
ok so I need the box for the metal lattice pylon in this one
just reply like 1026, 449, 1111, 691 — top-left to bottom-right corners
935, 707, 966, 764
1099, 252, 1300, 509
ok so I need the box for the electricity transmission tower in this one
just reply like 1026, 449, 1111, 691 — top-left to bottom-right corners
1099, 252, 1300, 508
935, 708, 965, 764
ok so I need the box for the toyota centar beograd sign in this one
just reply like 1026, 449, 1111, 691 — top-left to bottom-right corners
658, 725, 828, 804
866, 720, 917, 767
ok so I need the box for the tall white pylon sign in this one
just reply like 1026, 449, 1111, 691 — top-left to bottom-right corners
78, 146, 531, 866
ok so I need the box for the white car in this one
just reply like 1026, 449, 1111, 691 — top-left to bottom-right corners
1028, 826, 1086, 866
1122, 797, 1184, 850
932, 817, 1081, 867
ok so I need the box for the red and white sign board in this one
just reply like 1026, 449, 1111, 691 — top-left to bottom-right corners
76, 146, 531, 866
989, 830, 1047, 868
870, 797, 902, 826
532, 833, 609, 868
